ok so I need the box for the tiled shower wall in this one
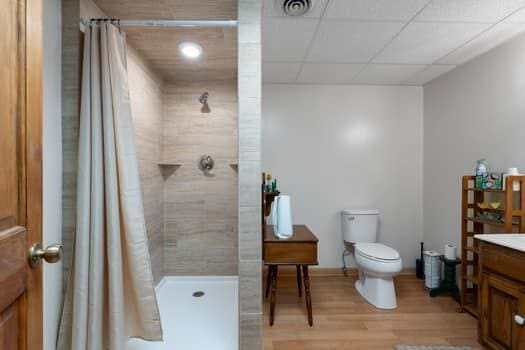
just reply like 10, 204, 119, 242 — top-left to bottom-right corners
61, 0, 80, 290
163, 81, 239, 275
64, 0, 239, 282
63, 2, 238, 281
238, 0, 263, 349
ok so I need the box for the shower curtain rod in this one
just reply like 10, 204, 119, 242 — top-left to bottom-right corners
119, 19, 238, 27
80, 18, 237, 28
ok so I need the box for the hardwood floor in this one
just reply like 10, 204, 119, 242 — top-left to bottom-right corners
263, 274, 481, 350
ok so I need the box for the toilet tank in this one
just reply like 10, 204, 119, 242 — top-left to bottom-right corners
342, 209, 379, 243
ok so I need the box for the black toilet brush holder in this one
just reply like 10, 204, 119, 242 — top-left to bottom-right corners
416, 242, 424, 279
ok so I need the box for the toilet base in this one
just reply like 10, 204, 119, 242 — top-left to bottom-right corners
355, 275, 398, 310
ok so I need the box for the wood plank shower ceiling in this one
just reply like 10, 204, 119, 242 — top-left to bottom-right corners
93, 0, 238, 82
93, 0, 237, 20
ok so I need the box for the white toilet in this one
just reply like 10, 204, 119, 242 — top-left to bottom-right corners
342, 209, 402, 309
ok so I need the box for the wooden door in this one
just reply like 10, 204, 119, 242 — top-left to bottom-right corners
0, 0, 44, 349
481, 273, 525, 350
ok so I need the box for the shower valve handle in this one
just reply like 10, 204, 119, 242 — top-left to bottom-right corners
200, 154, 215, 171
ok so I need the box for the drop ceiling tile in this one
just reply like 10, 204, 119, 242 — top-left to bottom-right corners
439, 22, 525, 64
263, 62, 302, 83
415, 0, 525, 23
504, 6, 525, 23
296, 63, 365, 83
263, 0, 328, 18
374, 22, 490, 64
404, 64, 456, 85
263, 17, 319, 61
354, 64, 426, 84
307, 20, 405, 63
324, 0, 431, 21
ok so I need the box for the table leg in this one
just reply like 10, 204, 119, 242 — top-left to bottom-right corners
269, 265, 278, 326
265, 265, 273, 299
302, 265, 313, 326
296, 265, 302, 298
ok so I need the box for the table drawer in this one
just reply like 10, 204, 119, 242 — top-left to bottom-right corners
264, 242, 318, 265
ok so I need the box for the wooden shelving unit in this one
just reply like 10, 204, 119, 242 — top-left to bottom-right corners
460, 175, 525, 318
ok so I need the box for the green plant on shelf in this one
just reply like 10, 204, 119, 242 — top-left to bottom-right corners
476, 212, 503, 222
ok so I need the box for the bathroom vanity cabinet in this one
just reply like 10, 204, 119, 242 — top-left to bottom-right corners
476, 236, 525, 350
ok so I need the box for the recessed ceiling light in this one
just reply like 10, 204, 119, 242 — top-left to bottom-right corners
179, 42, 202, 59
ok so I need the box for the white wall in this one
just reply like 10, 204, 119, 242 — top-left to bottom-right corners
262, 85, 424, 268
43, 0, 62, 349
424, 33, 525, 254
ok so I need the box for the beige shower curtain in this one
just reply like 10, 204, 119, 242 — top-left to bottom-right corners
57, 22, 162, 350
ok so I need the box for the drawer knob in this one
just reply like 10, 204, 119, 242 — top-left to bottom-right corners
515, 315, 525, 326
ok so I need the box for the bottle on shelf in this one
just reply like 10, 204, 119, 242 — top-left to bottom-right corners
265, 173, 272, 192
475, 159, 487, 189
271, 179, 278, 192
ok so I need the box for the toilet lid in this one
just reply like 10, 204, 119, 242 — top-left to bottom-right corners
355, 243, 400, 261
342, 209, 379, 215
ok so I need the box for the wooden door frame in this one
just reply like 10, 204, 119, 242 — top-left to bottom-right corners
25, 0, 44, 348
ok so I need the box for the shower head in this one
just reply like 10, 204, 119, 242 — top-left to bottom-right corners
199, 92, 209, 105
199, 92, 210, 113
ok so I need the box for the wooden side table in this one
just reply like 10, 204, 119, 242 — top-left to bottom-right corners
263, 225, 319, 326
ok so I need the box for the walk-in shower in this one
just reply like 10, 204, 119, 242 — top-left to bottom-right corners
125, 18, 239, 347
61, 0, 262, 348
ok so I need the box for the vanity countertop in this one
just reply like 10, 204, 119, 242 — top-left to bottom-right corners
474, 234, 525, 252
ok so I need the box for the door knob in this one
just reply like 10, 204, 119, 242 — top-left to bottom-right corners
515, 315, 525, 326
27, 243, 62, 268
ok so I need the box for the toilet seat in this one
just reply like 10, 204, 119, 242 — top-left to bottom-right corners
355, 243, 400, 263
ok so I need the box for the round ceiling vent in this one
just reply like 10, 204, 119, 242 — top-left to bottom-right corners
283, 0, 311, 16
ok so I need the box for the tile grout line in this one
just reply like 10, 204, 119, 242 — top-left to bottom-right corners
430, 5, 525, 66
293, 0, 331, 83
401, 5, 525, 85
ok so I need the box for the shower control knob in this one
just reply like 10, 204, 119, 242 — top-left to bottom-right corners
199, 154, 215, 171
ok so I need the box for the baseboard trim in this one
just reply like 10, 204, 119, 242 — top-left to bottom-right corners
263, 266, 416, 277
400, 267, 416, 275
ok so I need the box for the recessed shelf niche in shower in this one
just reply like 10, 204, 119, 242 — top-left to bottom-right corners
158, 161, 181, 179
158, 161, 182, 167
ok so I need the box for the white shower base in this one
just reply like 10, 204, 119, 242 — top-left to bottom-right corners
126, 276, 238, 350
